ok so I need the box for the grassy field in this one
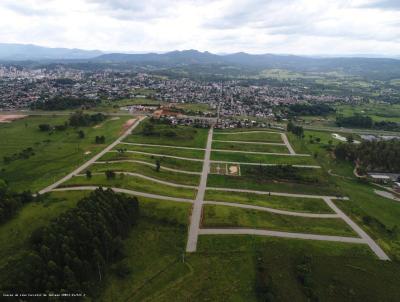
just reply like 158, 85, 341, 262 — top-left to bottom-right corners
117, 144, 205, 159
125, 121, 209, 148
213, 131, 283, 143
212, 141, 289, 153
99, 152, 203, 172
289, 127, 400, 259
207, 174, 340, 196
204, 190, 334, 214
335, 103, 400, 123
87, 161, 200, 186
197, 235, 400, 302
202, 204, 356, 236
62, 174, 197, 199
99, 199, 191, 301
0, 115, 130, 192
211, 151, 317, 165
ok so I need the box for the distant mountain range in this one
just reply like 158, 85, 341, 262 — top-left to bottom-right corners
0, 43, 103, 60
1, 43, 400, 80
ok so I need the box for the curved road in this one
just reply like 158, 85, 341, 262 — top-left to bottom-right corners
52, 186, 194, 203
75, 172, 198, 189
94, 160, 201, 175
204, 201, 339, 218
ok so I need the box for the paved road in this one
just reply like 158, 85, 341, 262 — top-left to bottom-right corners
207, 186, 348, 200
322, 197, 390, 261
75, 172, 197, 189
39, 116, 146, 194
120, 142, 205, 151
198, 228, 366, 244
94, 160, 201, 175
212, 149, 309, 156
111, 150, 204, 162
210, 160, 321, 169
213, 139, 286, 146
186, 127, 214, 252
374, 189, 400, 202
204, 201, 339, 218
51, 186, 194, 203
281, 133, 296, 155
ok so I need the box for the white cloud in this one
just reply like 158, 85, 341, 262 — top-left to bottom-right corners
0, 0, 399, 55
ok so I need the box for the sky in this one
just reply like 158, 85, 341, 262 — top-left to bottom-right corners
0, 0, 399, 56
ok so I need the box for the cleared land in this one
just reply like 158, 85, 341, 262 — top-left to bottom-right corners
116, 144, 205, 159
206, 173, 340, 196
210, 151, 316, 165
202, 204, 357, 237
125, 120, 209, 148
204, 190, 334, 214
99, 151, 203, 172
212, 141, 289, 153
213, 131, 283, 143
87, 161, 200, 186
61, 174, 197, 199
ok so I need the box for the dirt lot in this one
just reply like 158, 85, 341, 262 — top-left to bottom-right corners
0, 115, 27, 123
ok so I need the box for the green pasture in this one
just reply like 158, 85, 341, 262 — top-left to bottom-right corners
0, 115, 130, 192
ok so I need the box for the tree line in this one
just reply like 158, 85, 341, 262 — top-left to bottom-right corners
335, 140, 400, 173
287, 121, 304, 138
336, 115, 400, 131
1, 189, 139, 297
287, 103, 335, 116
31, 97, 100, 111
0, 179, 34, 224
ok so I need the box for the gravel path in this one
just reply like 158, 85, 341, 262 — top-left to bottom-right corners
94, 160, 201, 175
186, 127, 213, 252
120, 142, 205, 151
198, 228, 366, 244
110, 150, 204, 162
51, 186, 194, 203
75, 172, 198, 189
210, 160, 321, 169
207, 187, 348, 200
212, 149, 309, 156
213, 139, 286, 146
322, 197, 390, 261
204, 201, 339, 218
281, 133, 296, 155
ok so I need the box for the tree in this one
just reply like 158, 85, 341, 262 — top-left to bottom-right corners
78, 130, 85, 139
86, 170, 92, 179
155, 160, 161, 172
105, 170, 116, 180
346, 135, 354, 143
142, 123, 155, 136
38, 124, 51, 132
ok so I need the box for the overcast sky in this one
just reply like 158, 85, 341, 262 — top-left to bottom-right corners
0, 0, 399, 55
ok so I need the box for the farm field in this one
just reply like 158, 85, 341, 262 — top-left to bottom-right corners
0, 115, 130, 192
